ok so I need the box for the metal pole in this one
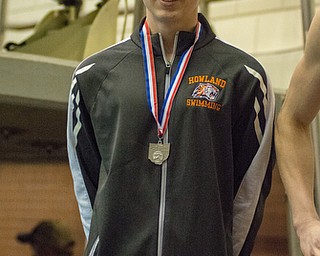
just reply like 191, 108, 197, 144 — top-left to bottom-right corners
200, 0, 208, 18
312, 117, 320, 211
301, 0, 315, 42
0, 0, 7, 47
133, 0, 145, 29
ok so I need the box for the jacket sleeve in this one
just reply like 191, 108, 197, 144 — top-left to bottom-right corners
67, 65, 101, 239
232, 65, 276, 256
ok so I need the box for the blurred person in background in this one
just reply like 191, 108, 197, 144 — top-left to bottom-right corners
16, 220, 75, 256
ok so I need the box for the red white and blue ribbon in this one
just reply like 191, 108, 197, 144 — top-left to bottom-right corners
140, 20, 202, 139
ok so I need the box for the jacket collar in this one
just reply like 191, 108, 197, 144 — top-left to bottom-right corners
131, 13, 216, 57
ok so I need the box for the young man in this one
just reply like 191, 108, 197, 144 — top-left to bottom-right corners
276, 10, 320, 256
67, 0, 275, 255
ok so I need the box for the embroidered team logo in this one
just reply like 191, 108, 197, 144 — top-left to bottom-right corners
192, 83, 220, 102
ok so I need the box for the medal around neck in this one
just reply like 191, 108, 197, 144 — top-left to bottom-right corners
148, 142, 170, 165
140, 21, 202, 165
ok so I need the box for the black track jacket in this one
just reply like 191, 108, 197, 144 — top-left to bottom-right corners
67, 14, 275, 256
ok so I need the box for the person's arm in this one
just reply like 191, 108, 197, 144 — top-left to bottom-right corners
275, 10, 320, 256
67, 65, 102, 240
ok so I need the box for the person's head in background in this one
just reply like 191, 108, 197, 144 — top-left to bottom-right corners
16, 220, 75, 256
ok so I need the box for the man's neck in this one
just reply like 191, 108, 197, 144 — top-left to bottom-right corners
145, 15, 198, 60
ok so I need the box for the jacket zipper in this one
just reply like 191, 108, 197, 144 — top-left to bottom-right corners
157, 33, 178, 256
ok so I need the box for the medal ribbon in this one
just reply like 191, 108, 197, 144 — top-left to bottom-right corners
140, 21, 202, 139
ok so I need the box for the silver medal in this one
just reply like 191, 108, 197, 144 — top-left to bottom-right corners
148, 142, 170, 165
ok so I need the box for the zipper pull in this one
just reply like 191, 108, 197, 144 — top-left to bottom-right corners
165, 62, 171, 75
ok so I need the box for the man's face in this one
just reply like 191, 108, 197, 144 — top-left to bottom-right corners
143, 0, 199, 27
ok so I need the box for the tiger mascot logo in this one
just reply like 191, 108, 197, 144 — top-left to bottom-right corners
192, 83, 220, 102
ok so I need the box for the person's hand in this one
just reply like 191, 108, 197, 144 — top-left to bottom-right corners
297, 218, 320, 256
